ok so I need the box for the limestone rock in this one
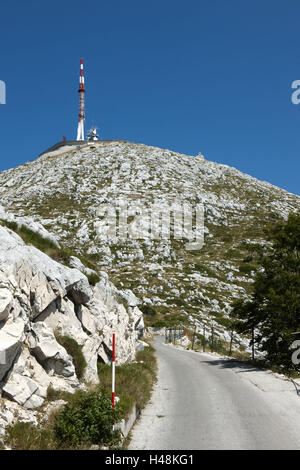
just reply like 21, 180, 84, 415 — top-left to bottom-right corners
136, 340, 149, 352
27, 322, 78, 381
69, 256, 98, 277
77, 305, 96, 335
0, 223, 144, 415
0, 287, 13, 322
2, 373, 45, 409
0, 318, 25, 381
118, 289, 140, 307
68, 277, 91, 306
36, 298, 88, 346
0, 398, 39, 437
81, 336, 101, 384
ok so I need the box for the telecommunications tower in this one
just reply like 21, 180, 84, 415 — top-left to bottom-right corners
76, 59, 85, 141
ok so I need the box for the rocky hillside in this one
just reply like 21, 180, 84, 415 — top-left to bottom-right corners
0, 140, 299, 349
0, 219, 144, 437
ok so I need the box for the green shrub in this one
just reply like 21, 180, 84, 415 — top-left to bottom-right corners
55, 335, 87, 379
54, 390, 122, 447
139, 305, 156, 316
87, 272, 100, 286
151, 320, 167, 328
238, 264, 255, 275
173, 298, 185, 307
221, 234, 233, 243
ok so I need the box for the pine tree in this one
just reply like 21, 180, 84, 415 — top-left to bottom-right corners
230, 213, 300, 369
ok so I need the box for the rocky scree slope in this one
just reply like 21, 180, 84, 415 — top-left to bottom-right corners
0, 221, 144, 437
0, 141, 299, 350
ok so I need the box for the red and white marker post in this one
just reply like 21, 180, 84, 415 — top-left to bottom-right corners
112, 332, 116, 409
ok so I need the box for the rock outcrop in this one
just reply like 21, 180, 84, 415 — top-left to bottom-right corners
0, 224, 144, 436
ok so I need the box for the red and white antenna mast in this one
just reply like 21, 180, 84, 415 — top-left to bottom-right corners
76, 59, 85, 141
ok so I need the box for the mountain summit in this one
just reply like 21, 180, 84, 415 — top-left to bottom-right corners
0, 141, 299, 343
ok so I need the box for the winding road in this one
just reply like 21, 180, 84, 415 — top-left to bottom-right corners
129, 336, 300, 450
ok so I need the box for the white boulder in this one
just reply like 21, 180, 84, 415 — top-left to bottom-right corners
0, 318, 25, 381
0, 287, 13, 322
27, 322, 78, 381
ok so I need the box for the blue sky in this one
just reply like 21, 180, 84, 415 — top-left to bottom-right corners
0, 0, 300, 195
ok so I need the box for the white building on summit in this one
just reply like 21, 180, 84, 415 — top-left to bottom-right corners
87, 127, 99, 142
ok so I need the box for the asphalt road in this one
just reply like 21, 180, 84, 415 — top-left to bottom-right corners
128, 336, 300, 450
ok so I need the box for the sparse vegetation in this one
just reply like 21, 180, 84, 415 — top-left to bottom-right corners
4, 341, 157, 450
54, 390, 122, 448
97, 343, 157, 417
1, 142, 300, 424
6, 390, 122, 450
238, 264, 255, 275
139, 304, 157, 316
0, 219, 100, 279
6, 422, 56, 451
0, 220, 58, 251
54, 335, 87, 379
87, 272, 100, 286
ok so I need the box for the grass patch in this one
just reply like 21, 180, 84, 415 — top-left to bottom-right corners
5, 422, 56, 450
224, 248, 242, 260
87, 272, 100, 286
55, 335, 87, 380
1, 220, 58, 251
97, 343, 157, 417
0, 219, 101, 279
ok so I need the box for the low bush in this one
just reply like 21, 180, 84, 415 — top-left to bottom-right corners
150, 320, 167, 328
139, 305, 156, 316
87, 272, 100, 286
55, 335, 87, 379
54, 390, 122, 448
238, 264, 255, 275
